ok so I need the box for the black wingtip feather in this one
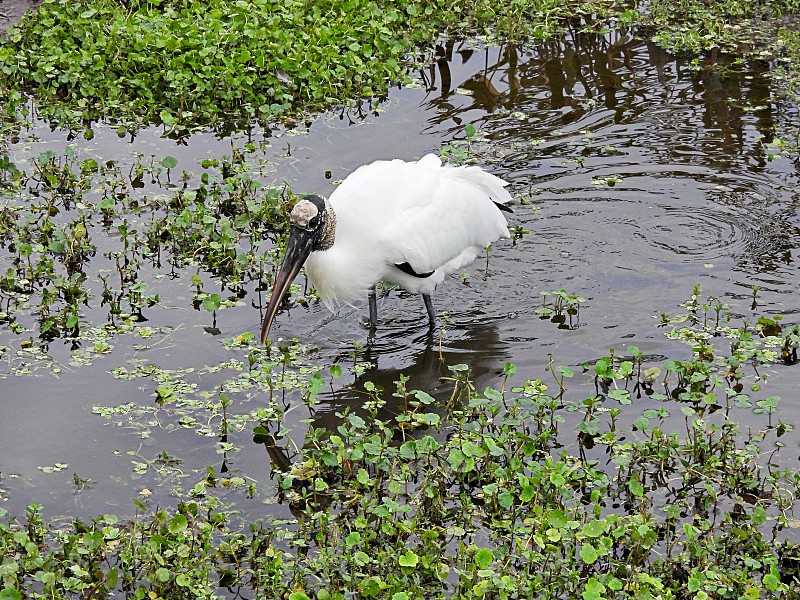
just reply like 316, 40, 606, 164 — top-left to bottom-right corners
395, 262, 435, 278
494, 201, 513, 213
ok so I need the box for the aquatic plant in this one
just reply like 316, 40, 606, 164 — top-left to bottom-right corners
1, 284, 795, 598
0, 0, 609, 136
0, 143, 293, 347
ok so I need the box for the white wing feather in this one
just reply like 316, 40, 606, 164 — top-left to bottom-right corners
305, 154, 511, 308
333, 154, 510, 271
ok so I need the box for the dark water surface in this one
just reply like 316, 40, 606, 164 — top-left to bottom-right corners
2, 32, 799, 520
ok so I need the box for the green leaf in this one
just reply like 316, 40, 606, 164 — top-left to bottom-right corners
307, 373, 325, 396
752, 506, 767, 525
582, 577, 605, 600
520, 484, 535, 502
419, 412, 440, 426
203, 293, 221, 312
356, 469, 370, 485
581, 519, 606, 538
763, 566, 781, 590
577, 419, 600, 436
608, 389, 631, 404
399, 441, 417, 459
159, 109, 175, 125
169, 514, 188, 534
161, 155, 178, 169
83, 531, 103, 550
0, 589, 22, 600
643, 366, 661, 381
475, 548, 493, 569
236, 48, 252, 63
607, 577, 624, 591
580, 543, 599, 564
81, 158, 99, 174
412, 390, 435, 404
398, 550, 418, 567
547, 509, 567, 528
484, 387, 503, 402
594, 358, 611, 376
556, 365, 574, 378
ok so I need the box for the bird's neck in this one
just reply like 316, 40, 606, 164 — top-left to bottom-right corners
315, 199, 336, 251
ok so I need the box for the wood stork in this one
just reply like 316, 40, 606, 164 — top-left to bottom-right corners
260, 153, 512, 344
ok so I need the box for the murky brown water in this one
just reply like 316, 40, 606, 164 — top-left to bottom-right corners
2, 31, 799, 520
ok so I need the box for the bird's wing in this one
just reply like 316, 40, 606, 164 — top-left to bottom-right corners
330, 154, 512, 275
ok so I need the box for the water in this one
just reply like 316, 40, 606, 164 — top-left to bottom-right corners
1, 31, 799, 521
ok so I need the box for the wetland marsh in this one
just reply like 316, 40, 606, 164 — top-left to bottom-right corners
1, 1, 800, 597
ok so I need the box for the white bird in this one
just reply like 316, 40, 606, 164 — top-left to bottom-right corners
260, 153, 512, 344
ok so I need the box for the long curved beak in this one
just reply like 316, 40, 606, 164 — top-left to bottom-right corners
260, 228, 316, 344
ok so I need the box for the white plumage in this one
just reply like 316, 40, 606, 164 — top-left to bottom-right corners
306, 154, 511, 308
260, 153, 512, 343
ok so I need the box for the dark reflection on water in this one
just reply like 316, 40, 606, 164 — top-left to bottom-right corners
2, 31, 800, 519
416, 35, 800, 302
259, 320, 510, 480
316, 319, 508, 429
422, 34, 783, 167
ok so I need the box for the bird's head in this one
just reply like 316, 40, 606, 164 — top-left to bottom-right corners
260, 194, 335, 344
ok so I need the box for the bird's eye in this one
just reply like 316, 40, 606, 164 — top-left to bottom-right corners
308, 215, 320, 229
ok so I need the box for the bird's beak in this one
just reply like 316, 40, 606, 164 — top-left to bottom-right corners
260, 227, 316, 344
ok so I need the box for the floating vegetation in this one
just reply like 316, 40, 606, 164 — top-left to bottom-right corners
0, 142, 292, 356
642, 0, 799, 55
0, 0, 632, 136
1, 0, 799, 596
1, 287, 799, 597
536, 289, 586, 330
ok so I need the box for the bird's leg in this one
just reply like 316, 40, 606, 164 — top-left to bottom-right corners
368, 286, 378, 329
422, 294, 436, 327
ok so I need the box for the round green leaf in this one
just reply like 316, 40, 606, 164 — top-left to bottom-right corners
475, 548, 493, 569
169, 514, 188, 534
398, 550, 418, 567
581, 519, 606, 538
580, 543, 599, 564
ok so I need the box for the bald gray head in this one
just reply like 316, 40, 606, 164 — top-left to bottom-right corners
289, 194, 335, 251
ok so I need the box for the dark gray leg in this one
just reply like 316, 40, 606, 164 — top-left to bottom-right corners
368, 286, 378, 329
422, 294, 436, 327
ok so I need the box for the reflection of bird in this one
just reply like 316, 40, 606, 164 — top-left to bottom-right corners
260, 154, 513, 343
